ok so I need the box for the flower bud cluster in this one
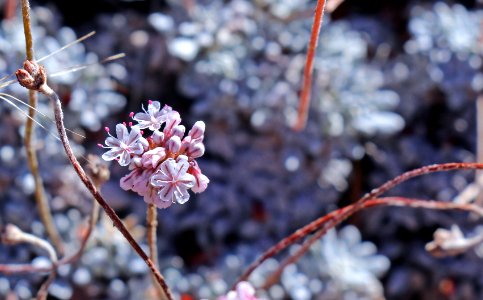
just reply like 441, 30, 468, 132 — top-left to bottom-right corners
101, 100, 209, 208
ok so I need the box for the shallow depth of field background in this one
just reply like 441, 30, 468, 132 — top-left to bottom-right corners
0, 0, 482, 299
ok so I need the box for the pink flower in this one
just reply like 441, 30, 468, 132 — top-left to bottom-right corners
218, 282, 260, 300
141, 147, 166, 169
133, 101, 172, 131
120, 168, 174, 209
102, 100, 209, 209
150, 155, 195, 204
120, 168, 152, 196
101, 124, 144, 166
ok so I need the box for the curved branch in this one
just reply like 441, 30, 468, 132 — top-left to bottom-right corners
235, 162, 483, 285
262, 197, 483, 288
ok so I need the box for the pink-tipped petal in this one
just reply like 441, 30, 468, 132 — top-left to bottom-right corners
189, 121, 205, 141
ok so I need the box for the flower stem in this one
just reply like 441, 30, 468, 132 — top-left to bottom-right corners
262, 197, 483, 288
21, 0, 64, 256
147, 204, 167, 300
235, 162, 483, 285
476, 94, 483, 206
293, 0, 327, 131
37, 84, 174, 300
1, 223, 58, 300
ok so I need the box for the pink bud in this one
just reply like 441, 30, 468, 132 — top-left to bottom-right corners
187, 143, 205, 159
97, 143, 104, 148
189, 121, 205, 141
132, 156, 142, 168
189, 162, 209, 193
152, 131, 164, 144
172, 125, 186, 138
129, 122, 133, 127
129, 112, 134, 118
148, 100, 153, 105
105, 127, 110, 133
166, 136, 181, 153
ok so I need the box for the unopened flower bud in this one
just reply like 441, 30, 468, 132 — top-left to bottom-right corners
172, 125, 186, 138
166, 136, 181, 153
132, 156, 142, 168
139, 137, 149, 150
152, 130, 164, 145
85, 154, 110, 187
187, 142, 205, 159
2, 224, 25, 245
189, 161, 209, 193
16, 60, 47, 91
189, 121, 205, 141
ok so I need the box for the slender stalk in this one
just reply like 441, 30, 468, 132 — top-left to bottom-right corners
1, 224, 58, 299
36, 269, 56, 300
21, 0, 34, 60
147, 204, 167, 300
476, 95, 483, 206
293, 0, 327, 131
37, 84, 174, 300
235, 162, 483, 284
262, 197, 483, 288
21, 0, 63, 255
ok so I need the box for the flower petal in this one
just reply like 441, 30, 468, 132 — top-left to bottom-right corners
174, 185, 190, 204
118, 151, 131, 166
128, 127, 141, 145
179, 173, 195, 187
148, 101, 161, 114
133, 112, 151, 122
158, 184, 175, 202
115, 123, 128, 141
105, 136, 121, 147
102, 148, 123, 161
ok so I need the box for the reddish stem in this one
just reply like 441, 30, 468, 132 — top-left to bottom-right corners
262, 197, 483, 288
293, 0, 327, 131
235, 162, 483, 285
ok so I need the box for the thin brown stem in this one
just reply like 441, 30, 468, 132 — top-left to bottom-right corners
147, 204, 166, 300
235, 162, 483, 285
262, 197, 483, 288
21, 0, 63, 255
21, 0, 34, 60
476, 95, 483, 206
36, 268, 56, 300
37, 84, 174, 300
293, 0, 327, 131
1, 223, 58, 299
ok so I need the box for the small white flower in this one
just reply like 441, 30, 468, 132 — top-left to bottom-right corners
133, 101, 172, 131
101, 124, 144, 166
150, 155, 195, 204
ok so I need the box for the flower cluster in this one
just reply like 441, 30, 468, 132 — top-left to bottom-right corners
101, 100, 209, 208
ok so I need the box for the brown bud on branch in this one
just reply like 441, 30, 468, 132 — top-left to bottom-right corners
16, 60, 47, 91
